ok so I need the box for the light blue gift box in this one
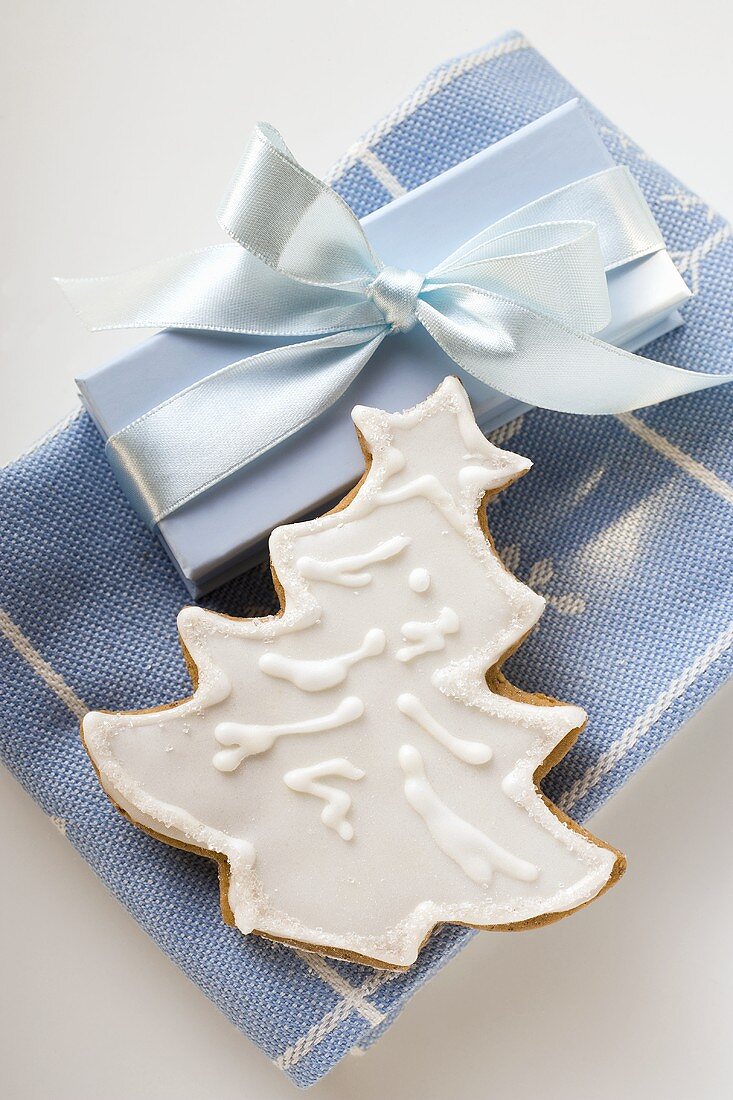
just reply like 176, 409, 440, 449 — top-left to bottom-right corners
76, 100, 689, 596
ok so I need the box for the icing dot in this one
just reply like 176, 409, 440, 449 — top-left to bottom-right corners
408, 568, 431, 593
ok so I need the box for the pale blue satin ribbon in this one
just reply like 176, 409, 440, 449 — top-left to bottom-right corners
59, 123, 731, 527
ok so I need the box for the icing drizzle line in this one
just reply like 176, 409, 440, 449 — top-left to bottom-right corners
397, 693, 491, 765
213, 697, 365, 772
284, 758, 365, 841
259, 628, 385, 692
396, 606, 459, 662
370, 475, 465, 534
297, 535, 410, 588
398, 745, 538, 884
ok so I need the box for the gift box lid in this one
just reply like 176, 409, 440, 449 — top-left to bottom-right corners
77, 100, 689, 596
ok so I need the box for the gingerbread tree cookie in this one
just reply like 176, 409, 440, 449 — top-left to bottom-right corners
83, 378, 624, 969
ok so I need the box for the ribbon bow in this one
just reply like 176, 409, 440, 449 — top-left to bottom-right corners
60, 123, 730, 527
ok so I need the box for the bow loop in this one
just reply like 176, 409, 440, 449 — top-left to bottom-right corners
431, 220, 611, 333
217, 123, 378, 290
367, 267, 425, 332
435, 165, 664, 273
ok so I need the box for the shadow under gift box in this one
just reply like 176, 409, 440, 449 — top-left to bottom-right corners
77, 100, 689, 597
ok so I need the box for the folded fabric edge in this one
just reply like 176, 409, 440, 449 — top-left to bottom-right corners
1, 404, 83, 472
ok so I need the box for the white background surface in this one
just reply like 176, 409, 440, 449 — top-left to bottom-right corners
1, 2, 731, 1097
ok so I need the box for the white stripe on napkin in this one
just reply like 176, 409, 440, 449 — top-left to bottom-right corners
558, 620, 733, 813
277, 970, 398, 1071
670, 224, 732, 296
358, 149, 407, 198
0, 608, 87, 720
617, 412, 733, 505
292, 949, 385, 1027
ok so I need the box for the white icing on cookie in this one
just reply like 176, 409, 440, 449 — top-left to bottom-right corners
297, 535, 409, 588
398, 745, 537, 884
283, 758, 365, 841
82, 377, 621, 969
213, 696, 365, 772
372, 474, 466, 534
397, 692, 491, 764
408, 567, 431, 593
259, 628, 385, 691
396, 606, 459, 662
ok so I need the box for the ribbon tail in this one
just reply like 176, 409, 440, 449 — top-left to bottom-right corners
107, 328, 386, 527
56, 245, 382, 335
416, 293, 732, 414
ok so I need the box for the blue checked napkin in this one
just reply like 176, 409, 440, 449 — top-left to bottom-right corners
1, 31, 731, 1087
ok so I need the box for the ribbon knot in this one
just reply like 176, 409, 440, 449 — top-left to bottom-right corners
367, 267, 424, 332
58, 121, 731, 529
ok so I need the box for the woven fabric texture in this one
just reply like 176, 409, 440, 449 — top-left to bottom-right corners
1, 30, 731, 1087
